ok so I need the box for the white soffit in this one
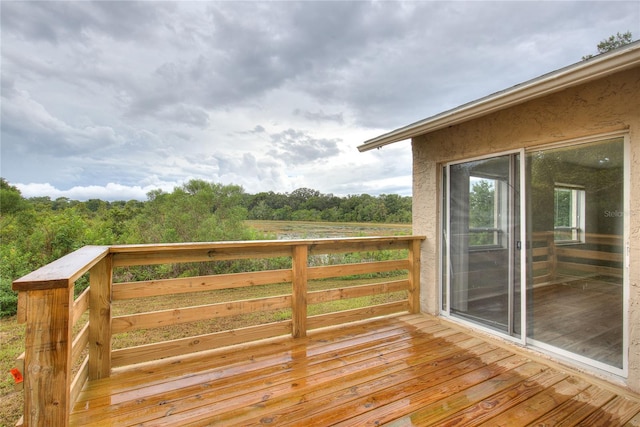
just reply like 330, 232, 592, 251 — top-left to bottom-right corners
358, 41, 640, 152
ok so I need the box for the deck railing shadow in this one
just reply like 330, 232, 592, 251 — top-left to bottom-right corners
12, 236, 424, 426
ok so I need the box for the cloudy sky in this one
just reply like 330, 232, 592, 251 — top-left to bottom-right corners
1, 1, 639, 201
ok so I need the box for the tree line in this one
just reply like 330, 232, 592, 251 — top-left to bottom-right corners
0, 178, 411, 317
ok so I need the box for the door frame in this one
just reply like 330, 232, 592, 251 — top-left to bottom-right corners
440, 148, 527, 347
439, 132, 629, 378
523, 132, 630, 378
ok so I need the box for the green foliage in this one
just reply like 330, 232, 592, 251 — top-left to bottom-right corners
125, 180, 252, 244
0, 278, 18, 317
469, 179, 496, 246
0, 178, 26, 214
583, 31, 633, 60
245, 189, 411, 223
0, 177, 413, 317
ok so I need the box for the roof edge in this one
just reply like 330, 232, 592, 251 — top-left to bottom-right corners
358, 41, 640, 152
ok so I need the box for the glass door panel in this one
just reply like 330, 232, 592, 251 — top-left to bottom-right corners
527, 138, 625, 369
447, 154, 521, 336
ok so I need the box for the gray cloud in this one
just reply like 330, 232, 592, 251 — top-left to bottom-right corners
268, 129, 341, 165
1, 1, 171, 44
1, 1, 638, 200
293, 109, 344, 124
1, 84, 123, 155
155, 104, 210, 128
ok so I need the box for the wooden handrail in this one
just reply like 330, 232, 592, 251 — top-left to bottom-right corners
12, 246, 110, 291
12, 236, 424, 427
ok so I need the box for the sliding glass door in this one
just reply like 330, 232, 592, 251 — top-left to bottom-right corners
443, 153, 522, 337
442, 136, 627, 373
526, 137, 626, 371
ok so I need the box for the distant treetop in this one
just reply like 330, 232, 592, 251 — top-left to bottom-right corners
582, 31, 634, 60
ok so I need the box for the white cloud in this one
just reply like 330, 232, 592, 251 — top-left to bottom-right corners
15, 182, 174, 202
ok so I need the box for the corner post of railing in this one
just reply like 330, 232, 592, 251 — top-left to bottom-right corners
291, 244, 308, 338
408, 238, 422, 314
88, 253, 113, 380
12, 279, 75, 427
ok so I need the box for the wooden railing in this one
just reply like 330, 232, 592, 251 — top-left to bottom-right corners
12, 236, 424, 427
530, 232, 623, 285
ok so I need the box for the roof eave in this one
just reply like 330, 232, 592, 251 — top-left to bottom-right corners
358, 41, 640, 152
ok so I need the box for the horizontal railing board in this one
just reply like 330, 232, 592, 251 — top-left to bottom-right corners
111, 321, 293, 367
109, 236, 423, 252
533, 274, 552, 285
532, 260, 551, 270
112, 247, 293, 267
557, 262, 623, 278
532, 247, 552, 257
109, 237, 424, 267
71, 323, 89, 368
72, 286, 90, 326
70, 358, 89, 411
307, 301, 410, 330
308, 259, 409, 280
307, 239, 410, 256
556, 247, 623, 263
112, 295, 293, 334
307, 280, 409, 305
113, 269, 293, 300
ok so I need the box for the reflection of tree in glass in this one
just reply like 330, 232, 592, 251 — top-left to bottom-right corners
469, 178, 495, 246
554, 188, 572, 227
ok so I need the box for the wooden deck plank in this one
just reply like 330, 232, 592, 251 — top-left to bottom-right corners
325, 356, 535, 426
69, 314, 640, 427
76, 327, 473, 425
576, 395, 640, 426
473, 375, 592, 426
624, 411, 640, 426
434, 368, 570, 426
526, 385, 616, 426
71, 317, 447, 423
372, 361, 549, 427
77, 315, 434, 399
211, 343, 503, 427
145, 340, 501, 427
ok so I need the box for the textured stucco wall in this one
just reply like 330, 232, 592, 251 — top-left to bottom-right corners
412, 66, 640, 391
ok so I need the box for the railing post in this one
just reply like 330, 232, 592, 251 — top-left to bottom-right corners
89, 254, 112, 379
13, 245, 110, 426
408, 239, 422, 314
291, 244, 308, 338
21, 286, 74, 427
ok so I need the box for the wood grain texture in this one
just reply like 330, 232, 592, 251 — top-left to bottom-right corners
69, 314, 640, 427
24, 287, 74, 427
13, 245, 110, 291
89, 256, 112, 380
291, 245, 308, 338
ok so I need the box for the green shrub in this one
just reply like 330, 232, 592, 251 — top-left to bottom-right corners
0, 278, 18, 317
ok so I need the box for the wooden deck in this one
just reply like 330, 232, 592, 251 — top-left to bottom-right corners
69, 314, 640, 426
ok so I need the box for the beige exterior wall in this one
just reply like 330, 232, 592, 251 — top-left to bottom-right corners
412, 66, 640, 391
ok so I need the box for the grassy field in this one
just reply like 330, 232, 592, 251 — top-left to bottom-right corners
0, 319, 24, 427
245, 219, 411, 239
0, 220, 412, 426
